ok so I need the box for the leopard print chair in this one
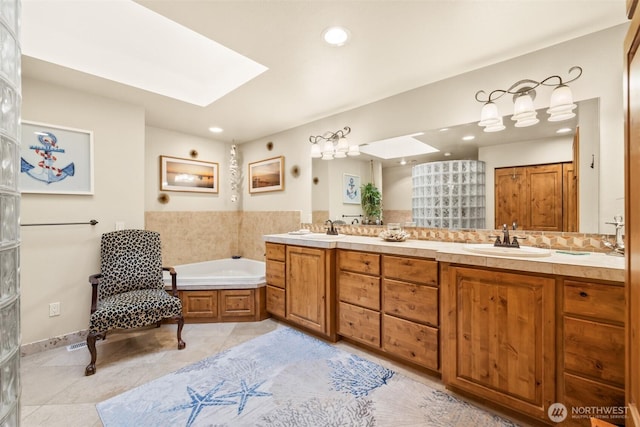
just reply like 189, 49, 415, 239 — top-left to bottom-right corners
84, 229, 185, 376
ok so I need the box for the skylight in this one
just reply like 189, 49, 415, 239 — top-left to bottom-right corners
21, 0, 268, 107
359, 133, 439, 159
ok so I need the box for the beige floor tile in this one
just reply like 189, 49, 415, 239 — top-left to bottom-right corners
21, 403, 101, 427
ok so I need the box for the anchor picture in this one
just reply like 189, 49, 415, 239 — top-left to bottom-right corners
20, 121, 94, 195
21, 131, 75, 184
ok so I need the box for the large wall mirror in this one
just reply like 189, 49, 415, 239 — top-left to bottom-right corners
312, 98, 601, 234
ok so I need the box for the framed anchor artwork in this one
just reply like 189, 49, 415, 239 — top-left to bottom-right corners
19, 121, 94, 195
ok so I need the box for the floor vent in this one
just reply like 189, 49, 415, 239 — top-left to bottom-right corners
66, 342, 87, 352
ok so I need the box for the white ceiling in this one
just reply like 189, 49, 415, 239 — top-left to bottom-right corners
21, 0, 628, 144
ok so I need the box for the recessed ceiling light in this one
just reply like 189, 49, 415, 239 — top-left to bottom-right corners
322, 26, 350, 46
400, 159, 407, 165
444, 152, 451, 157
209, 127, 223, 133
462, 135, 475, 141
439, 128, 449, 132
556, 127, 572, 134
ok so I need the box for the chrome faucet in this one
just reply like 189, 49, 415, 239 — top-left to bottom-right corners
351, 218, 359, 225
325, 219, 338, 235
604, 215, 624, 256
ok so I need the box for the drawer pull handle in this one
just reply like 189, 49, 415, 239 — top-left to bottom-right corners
579, 291, 588, 298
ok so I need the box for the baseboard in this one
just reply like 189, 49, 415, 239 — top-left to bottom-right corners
20, 329, 88, 357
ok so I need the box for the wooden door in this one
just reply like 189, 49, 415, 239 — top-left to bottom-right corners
526, 164, 563, 231
625, 2, 640, 425
495, 167, 525, 228
563, 162, 578, 232
442, 265, 555, 421
286, 246, 327, 333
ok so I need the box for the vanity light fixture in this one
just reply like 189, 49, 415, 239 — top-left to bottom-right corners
309, 126, 359, 160
475, 66, 582, 132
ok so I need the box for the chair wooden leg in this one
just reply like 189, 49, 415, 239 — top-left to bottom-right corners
85, 331, 99, 376
176, 315, 186, 350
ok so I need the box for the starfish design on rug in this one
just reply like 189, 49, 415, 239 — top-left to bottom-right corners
168, 381, 237, 427
219, 379, 272, 415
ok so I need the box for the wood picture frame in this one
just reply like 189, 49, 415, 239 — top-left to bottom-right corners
160, 155, 219, 193
248, 156, 284, 193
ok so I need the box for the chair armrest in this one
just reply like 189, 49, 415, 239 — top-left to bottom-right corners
163, 266, 178, 297
88, 273, 102, 314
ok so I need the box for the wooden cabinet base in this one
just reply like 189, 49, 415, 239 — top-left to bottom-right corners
178, 287, 268, 323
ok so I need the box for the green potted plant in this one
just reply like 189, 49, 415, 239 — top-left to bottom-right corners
360, 182, 382, 224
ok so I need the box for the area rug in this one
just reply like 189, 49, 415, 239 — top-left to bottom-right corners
97, 327, 520, 426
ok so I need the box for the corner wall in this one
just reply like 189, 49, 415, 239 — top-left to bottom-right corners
20, 78, 145, 344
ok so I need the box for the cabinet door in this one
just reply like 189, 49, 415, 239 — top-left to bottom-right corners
442, 266, 555, 421
286, 246, 327, 334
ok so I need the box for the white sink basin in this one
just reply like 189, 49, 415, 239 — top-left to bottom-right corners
303, 233, 347, 240
463, 243, 551, 258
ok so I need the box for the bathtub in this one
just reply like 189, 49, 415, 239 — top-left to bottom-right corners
163, 258, 266, 290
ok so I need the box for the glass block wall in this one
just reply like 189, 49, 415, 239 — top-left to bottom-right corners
412, 160, 486, 229
0, 0, 21, 425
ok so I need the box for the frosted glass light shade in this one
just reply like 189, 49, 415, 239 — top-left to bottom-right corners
335, 137, 349, 153
514, 116, 539, 127
310, 143, 322, 158
322, 140, 334, 154
479, 102, 500, 126
484, 116, 505, 132
547, 84, 576, 121
512, 93, 536, 120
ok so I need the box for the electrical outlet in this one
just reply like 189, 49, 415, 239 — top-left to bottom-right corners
49, 302, 60, 317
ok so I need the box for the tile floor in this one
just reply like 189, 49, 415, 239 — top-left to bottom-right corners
20, 319, 528, 426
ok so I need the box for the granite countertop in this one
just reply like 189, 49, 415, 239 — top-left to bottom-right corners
263, 233, 625, 282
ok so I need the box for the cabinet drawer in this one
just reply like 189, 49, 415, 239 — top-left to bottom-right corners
563, 373, 625, 426
383, 255, 437, 286
266, 260, 285, 288
564, 317, 624, 385
383, 279, 438, 326
382, 314, 438, 371
338, 250, 380, 275
266, 285, 285, 318
266, 242, 285, 261
338, 301, 380, 347
338, 271, 380, 310
564, 280, 624, 324
220, 290, 255, 318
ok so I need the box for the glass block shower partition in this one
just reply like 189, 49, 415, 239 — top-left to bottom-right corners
412, 160, 486, 229
0, 0, 21, 425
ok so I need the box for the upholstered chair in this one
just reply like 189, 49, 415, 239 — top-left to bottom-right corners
84, 229, 185, 376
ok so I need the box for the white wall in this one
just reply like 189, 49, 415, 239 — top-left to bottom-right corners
20, 78, 145, 344
244, 24, 627, 233
144, 126, 234, 211
479, 137, 574, 228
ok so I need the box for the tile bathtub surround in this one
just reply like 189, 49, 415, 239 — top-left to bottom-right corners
303, 223, 617, 253
146, 211, 241, 266
146, 210, 302, 264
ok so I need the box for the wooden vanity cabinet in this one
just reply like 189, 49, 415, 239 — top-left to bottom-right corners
337, 250, 381, 347
382, 255, 439, 371
265, 243, 336, 340
337, 249, 440, 372
441, 263, 556, 422
265, 242, 286, 317
286, 245, 336, 339
560, 279, 625, 426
